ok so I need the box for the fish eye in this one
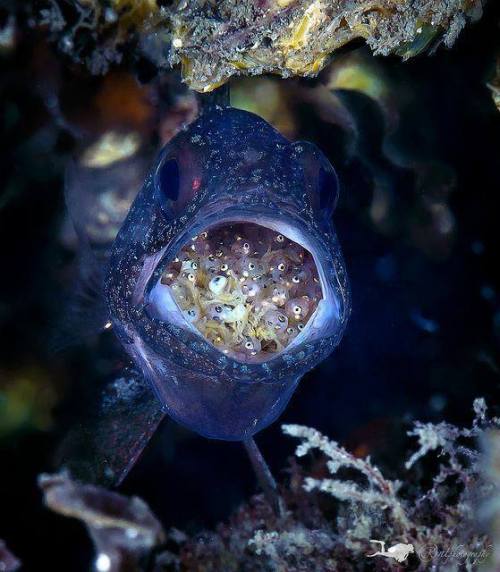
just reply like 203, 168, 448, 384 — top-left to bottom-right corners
292, 276, 300, 283
248, 262, 255, 270
155, 154, 205, 216
276, 234, 284, 243
215, 305, 223, 313
293, 306, 301, 314
221, 263, 228, 271
245, 341, 253, 349
297, 323, 305, 331
192, 262, 198, 270
157, 158, 179, 202
277, 263, 286, 271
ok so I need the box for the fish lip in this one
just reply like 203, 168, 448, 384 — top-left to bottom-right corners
137, 205, 342, 366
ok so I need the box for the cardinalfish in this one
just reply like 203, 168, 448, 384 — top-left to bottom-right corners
104, 106, 350, 441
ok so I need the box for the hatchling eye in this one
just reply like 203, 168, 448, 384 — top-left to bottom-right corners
209, 275, 227, 294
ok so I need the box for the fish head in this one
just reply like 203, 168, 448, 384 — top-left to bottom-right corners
105, 107, 350, 440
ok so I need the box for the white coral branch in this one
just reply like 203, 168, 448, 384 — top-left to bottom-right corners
282, 424, 410, 531
405, 397, 499, 470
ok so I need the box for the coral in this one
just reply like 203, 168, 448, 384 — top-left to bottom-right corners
282, 423, 411, 536
31, 0, 483, 90
480, 428, 500, 569
40, 400, 499, 571
169, 0, 484, 91
37, 0, 163, 74
39, 472, 165, 571
282, 398, 497, 569
169, 400, 497, 570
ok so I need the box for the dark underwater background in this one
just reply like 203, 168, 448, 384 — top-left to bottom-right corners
0, 2, 499, 570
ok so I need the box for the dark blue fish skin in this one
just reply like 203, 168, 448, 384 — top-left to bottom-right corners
105, 107, 350, 441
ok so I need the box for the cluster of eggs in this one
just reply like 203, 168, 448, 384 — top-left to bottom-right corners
161, 223, 322, 362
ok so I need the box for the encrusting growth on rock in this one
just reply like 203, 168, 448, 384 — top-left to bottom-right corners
35, 0, 484, 90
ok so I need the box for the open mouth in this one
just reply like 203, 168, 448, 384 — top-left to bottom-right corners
146, 222, 324, 363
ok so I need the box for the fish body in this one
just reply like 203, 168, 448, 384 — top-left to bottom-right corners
105, 107, 350, 441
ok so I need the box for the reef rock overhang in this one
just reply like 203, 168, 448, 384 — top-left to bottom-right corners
168, 0, 484, 92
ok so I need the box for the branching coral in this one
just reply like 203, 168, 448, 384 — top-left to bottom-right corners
480, 428, 500, 569
283, 398, 497, 569
282, 423, 411, 535
39, 399, 499, 571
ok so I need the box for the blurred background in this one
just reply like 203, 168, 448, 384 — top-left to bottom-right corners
0, 1, 499, 569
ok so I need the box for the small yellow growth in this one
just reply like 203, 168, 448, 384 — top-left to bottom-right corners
111, 0, 159, 30
112, 0, 158, 16
327, 62, 386, 100
181, 56, 193, 80
280, 1, 324, 50
284, 53, 328, 75
81, 132, 141, 168
230, 60, 250, 71
200, 79, 229, 93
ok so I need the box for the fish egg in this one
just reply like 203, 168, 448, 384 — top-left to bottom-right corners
157, 221, 323, 362
209, 275, 228, 294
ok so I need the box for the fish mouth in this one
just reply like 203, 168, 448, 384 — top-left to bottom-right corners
142, 216, 340, 364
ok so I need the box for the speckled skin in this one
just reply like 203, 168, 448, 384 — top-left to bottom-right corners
105, 107, 350, 440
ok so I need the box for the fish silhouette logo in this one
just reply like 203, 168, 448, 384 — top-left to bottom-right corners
367, 540, 415, 563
